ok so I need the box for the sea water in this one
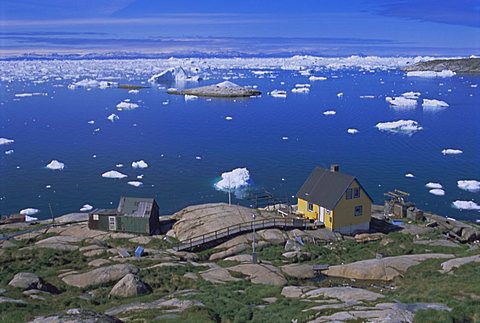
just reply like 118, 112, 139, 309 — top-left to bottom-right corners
0, 60, 479, 221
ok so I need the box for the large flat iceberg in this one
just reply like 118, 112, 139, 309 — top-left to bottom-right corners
426, 182, 443, 189
406, 70, 456, 78
102, 170, 128, 179
148, 66, 200, 84
132, 160, 148, 169
68, 79, 116, 89
442, 149, 463, 155
215, 168, 251, 191
375, 120, 423, 134
116, 100, 139, 111
20, 208, 39, 216
385, 96, 417, 107
0, 138, 14, 145
422, 99, 449, 108
452, 200, 480, 211
457, 180, 480, 192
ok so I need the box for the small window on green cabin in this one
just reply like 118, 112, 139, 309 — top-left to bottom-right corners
354, 205, 363, 216
354, 188, 360, 198
346, 188, 353, 200
307, 202, 314, 212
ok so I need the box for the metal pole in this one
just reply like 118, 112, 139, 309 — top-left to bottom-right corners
228, 177, 231, 206
252, 213, 257, 264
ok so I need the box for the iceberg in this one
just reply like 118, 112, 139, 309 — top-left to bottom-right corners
128, 181, 143, 187
87, 120, 95, 124
169, 81, 260, 98
46, 160, 65, 170
323, 110, 336, 116
225, 116, 233, 120
107, 113, 119, 122
15, 92, 48, 97
148, 66, 200, 84
116, 100, 139, 111
215, 168, 251, 191
291, 87, 310, 94
405, 173, 415, 178
337, 92, 344, 98
270, 90, 287, 98
309, 76, 327, 81
401, 91, 421, 99
426, 182, 443, 189
406, 70, 456, 78
457, 180, 480, 192
360, 95, 375, 99
347, 128, 359, 134
452, 200, 480, 211
385, 96, 417, 107
5, 150, 13, 155
102, 170, 128, 179
25, 215, 38, 222
0, 138, 14, 145
132, 160, 148, 169
80, 204, 93, 212
422, 99, 449, 108
429, 189, 445, 196
128, 89, 139, 94
375, 120, 423, 134
442, 149, 463, 155
69, 79, 116, 89
20, 208, 39, 216
185, 94, 199, 101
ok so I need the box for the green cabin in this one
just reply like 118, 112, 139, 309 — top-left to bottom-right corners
88, 197, 161, 235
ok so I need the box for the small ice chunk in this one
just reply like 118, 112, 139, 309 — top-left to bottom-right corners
401, 91, 421, 99
282, 136, 289, 140
20, 208, 39, 215
116, 100, 139, 111
102, 170, 128, 179
46, 185, 52, 189
426, 182, 443, 189
347, 128, 359, 134
128, 181, 143, 187
185, 94, 199, 101
46, 160, 65, 170
375, 120, 422, 134
270, 90, 287, 98
25, 215, 38, 222
429, 189, 445, 196
87, 120, 95, 124
291, 87, 310, 94
215, 167, 251, 190
457, 180, 480, 192
442, 149, 463, 155
107, 113, 119, 122
323, 110, 336, 116
0, 138, 14, 145
225, 116, 233, 120
195, 156, 202, 160
5, 150, 13, 155
116, 164, 124, 168
452, 200, 480, 210
422, 99, 449, 108
128, 89, 139, 94
406, 70, 456, 78
132, 160, 148, 169
309, 76, 327, 81
137, 174, 144, 179
15, 92, 47, 97
360, 95, 375, 99
405, 173, 415, 178
385, 96, 417, 107
80, 204, 93, 212
337, 92, 344, 98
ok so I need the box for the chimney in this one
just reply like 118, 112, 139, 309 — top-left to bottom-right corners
330, 164, 340, 172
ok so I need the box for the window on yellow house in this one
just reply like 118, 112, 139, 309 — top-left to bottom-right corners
354, 188, 360, 198
307, 202, 314, 212
354, 205, 363, 216
346, 188, 353, 199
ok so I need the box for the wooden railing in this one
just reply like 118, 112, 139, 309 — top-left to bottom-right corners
174, 217, 321, 251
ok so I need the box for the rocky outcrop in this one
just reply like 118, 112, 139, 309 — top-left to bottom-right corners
105, 296, 203, 316
440, 255, 480, 273
8, 272, 57, 293
282, 286, 383, 303
62, 264, 139, 288
323, 253, 454, 281
209, 244, 247, 261
280, 264, 315, 279
227, 264, 287, 286
403, 58, 480, 74
0, 296, 27, 305
29, 308, 122, 323
354, 232, 386, 243
109, 274, 150, 298
168, 81, 261, 98
200, 267, 241, 284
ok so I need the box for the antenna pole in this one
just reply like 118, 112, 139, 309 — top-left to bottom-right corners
49, 203, 54, 224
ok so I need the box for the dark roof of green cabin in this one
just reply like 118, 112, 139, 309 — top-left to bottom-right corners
297, 166, 372, 210
117, 197, 157, 217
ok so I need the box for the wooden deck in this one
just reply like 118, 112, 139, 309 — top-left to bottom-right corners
174, 217, 323, 251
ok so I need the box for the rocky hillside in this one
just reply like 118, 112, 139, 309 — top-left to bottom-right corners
403, 58, 480, 74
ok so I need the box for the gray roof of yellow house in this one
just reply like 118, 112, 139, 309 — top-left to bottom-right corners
297, 166, 373, 210
117, 197, 157, 217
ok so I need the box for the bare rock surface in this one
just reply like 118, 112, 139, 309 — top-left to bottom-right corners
440, 255, 480, 273
224, 254, 253, 263
109, 273, 150, 298
88, 259, 111, 267
209, 244, 247, 261
0, 296, 27, 305
200, 267, 241, 284
62, 264, 139, 288
414, 239, 461, 248
258, 229, 286, 245
9, 272, 57, 293
280, 264, 315, 279
227, 264, 287, 286
323, 253, 454, 281
105, 296, 203, 316
29, 308, 122, 323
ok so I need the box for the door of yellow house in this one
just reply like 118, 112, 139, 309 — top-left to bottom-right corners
319, 206, 325, 223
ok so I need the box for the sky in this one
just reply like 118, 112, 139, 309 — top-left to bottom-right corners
0, 0, 479, 57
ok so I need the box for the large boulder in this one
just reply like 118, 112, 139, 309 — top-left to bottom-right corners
8, 272, 57, 293
258, 229, 286, 245
323, 253, 454, 281
227, 264, 287, 286
199, 267, 241, 284
62, 264, 139, 288
280, 264, 315, 279
109, 274, 150, 298
440, 255, 480, 273
460, 228, 478, 243
209, 244, 247, 261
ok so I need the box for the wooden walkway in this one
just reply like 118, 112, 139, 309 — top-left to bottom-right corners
174, 217, 322, 251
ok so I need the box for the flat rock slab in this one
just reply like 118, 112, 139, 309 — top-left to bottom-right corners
200, 267, 241, 284
323, 253, 454, 281
0, 296, 26, 305
209, 244, 247, 261
414, 239, 461, 248
88, 259, 111, 267
36, 235, 84, 245
62, 264, 139, 288
224, 254, 253, 263
303, 287, 384, 303
105, 297, 203, 316
227, 264, 287, 286
440, 255, 480, 273
30, 309, 122, 323
280, 264, 315, 279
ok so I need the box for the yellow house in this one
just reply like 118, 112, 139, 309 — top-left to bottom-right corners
297, 165, 373, 235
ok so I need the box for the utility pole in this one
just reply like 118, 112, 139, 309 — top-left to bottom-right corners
252, 213, 257, 264
228, 176, 231, 206
49, 203, 54, 224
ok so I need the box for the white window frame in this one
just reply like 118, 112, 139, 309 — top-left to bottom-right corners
307, 202, 314, 212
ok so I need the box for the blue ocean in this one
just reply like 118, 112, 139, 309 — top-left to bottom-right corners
0, 60, 479, 221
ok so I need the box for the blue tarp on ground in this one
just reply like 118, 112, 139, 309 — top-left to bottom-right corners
135, 246, 144, 257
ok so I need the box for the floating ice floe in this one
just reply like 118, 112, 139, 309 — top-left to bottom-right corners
401, 91, 421, 99
15, 92, 48, 97
309, 76, 327, 81
347, 128, 359, 134
20, 208, 39, 216
375, 120, 423, 134
406, 70, 456, 78
282, 136, 289, 140
25, 215, 38, 222
87, 120, 95, 124
128, 181, 143, 187
128, 89, 139, 94
225, 116, 233, 120
148, 67, 200, 84
429, 189, 445, 196
426, 182, 443, 189
195, 156, 202, 160
185, 94, 199, 101
4, 150, 13, 155
457, 180, 480, 192
422, 99, 449, 108
107, 113, 119, 122
452, 200, 480, 211
0, 138, 14, 145
46, 160, 65, 170
116, 100, 139, 111
69, 79, 116, 89
405, 173, 415, 178
323, 110, 336, 116
291, 86, 310, 94
116, 164, 124, 168
80, 204, 93, 212
137, 174, 144, 179
442, 149, 463, 155
102, 170, 128, 179
360, 95, 375, 99
385, 96, 417, 107
215, 168, 251, 190
337, 92, 344, 98
132, 160, 148, 169
270, 90, 287, 98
